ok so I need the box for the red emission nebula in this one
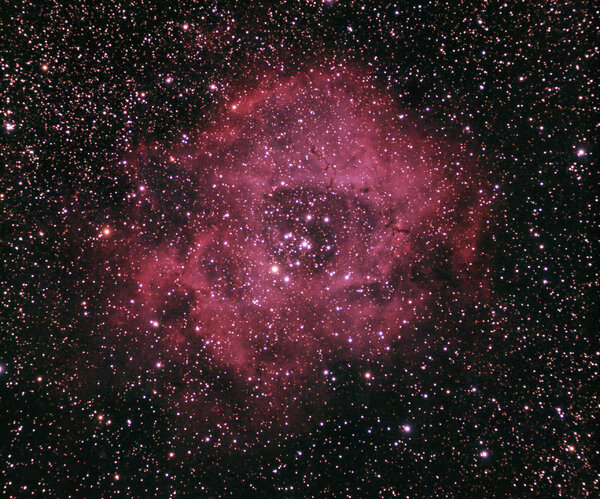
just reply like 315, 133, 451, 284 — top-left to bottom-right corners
117, 67, 491, 427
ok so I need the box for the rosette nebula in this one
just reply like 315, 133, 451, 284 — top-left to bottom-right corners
120, 67, 490, 428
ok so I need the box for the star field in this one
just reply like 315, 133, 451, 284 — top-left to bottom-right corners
1, 1, 598, 497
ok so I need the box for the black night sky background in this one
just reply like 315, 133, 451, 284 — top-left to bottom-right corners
1, 1, 598, 497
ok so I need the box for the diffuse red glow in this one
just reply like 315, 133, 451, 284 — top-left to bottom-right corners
120, 67, 491, 425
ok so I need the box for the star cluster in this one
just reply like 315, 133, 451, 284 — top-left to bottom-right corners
1, 1, 597, 497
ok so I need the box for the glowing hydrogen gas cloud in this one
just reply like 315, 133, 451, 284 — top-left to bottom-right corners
119, 66, 491, 428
